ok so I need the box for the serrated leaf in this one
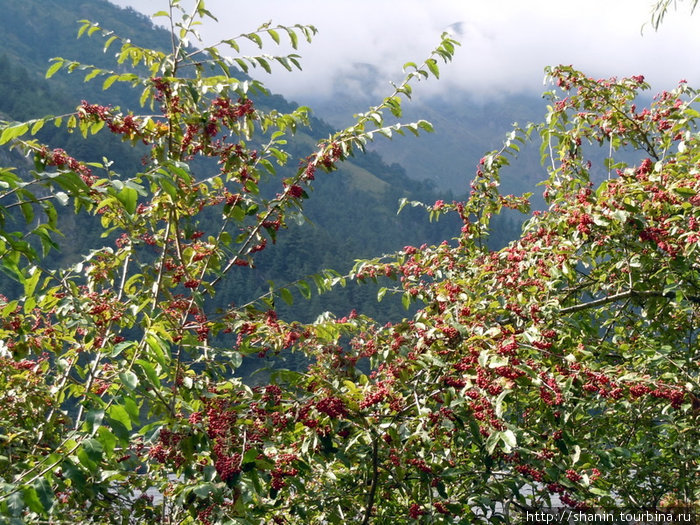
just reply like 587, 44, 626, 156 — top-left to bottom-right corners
234, 58, 249, 73
86, 408, 105, 434
255, 57, 271, 74
23, 267, 41, 298
82, 438, 104, 461
84, 68, 101, 83
33, 478, 53, 514
673, 186, 696, 197
136, 359, 161, 388
139, 86, 150, 107
77, 22, 90, 38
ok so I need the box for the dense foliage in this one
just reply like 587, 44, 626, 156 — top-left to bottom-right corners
0, 1, 698, 524
0, 0, 472, 328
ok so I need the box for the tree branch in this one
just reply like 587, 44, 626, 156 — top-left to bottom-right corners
361, 436, 380, 525
560, 289, 700, 314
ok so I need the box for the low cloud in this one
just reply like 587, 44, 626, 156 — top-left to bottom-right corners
109, 0, 700, 103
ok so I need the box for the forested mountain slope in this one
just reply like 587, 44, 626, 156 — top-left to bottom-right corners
0, 0, 526, 321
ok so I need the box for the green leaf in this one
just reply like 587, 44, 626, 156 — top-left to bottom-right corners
280, 287, 293, 306
77, 438, 103, 472
45, 60, 64, 79
97, 426, 117, 455
19, 201, 34, 224
33, 478, 53, 515
146, 334, 170, 367
62, 461, 87, 492
119, 370, 139, 391
136, 359, 161, 388
84, 68, 101, 83
501, 429, 517, 449
77, 21, 90, 38
417, 120, 434, 133
108, 404, 132, 431
103, 74, 119, 90
245, 33, 263, 48
297, 281, 311, 300
193, 482, 216, 498
23, 266, 41, 298
82, 438, 104, 461
673, 186, 696, 197
104, 35, 118, 52
485, 431, 500, 454
7, 490, 24, 516
86, 408, 105, 435
116, 187, 138, 214
255, 57, 271, 74
267, 28, 280, 44
30, 119, 46, 135
110, 340, 133, 358
22, 486, 44, 515
0, 123, 29, 145
426, 58, 440, 78
285, 28, 299, 49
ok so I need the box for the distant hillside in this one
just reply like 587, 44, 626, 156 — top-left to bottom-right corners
1, 0, 166, 109
314, 92, 538, 192
310, 68, 654, 203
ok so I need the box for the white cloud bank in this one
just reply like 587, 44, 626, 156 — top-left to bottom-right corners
108, 0, 700, 104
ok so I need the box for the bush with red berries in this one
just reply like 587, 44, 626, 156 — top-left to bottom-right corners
0, 1, 697, 524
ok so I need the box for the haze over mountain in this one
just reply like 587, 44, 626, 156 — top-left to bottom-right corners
110, 0, 700, 101
106, 0, 697, 194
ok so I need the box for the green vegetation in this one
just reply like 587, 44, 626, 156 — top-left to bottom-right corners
0, 1, 696, 524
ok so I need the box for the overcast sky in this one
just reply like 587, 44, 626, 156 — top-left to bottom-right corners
108, 0, 700, 104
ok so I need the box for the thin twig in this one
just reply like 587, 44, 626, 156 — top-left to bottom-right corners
361, 436, 380, 525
